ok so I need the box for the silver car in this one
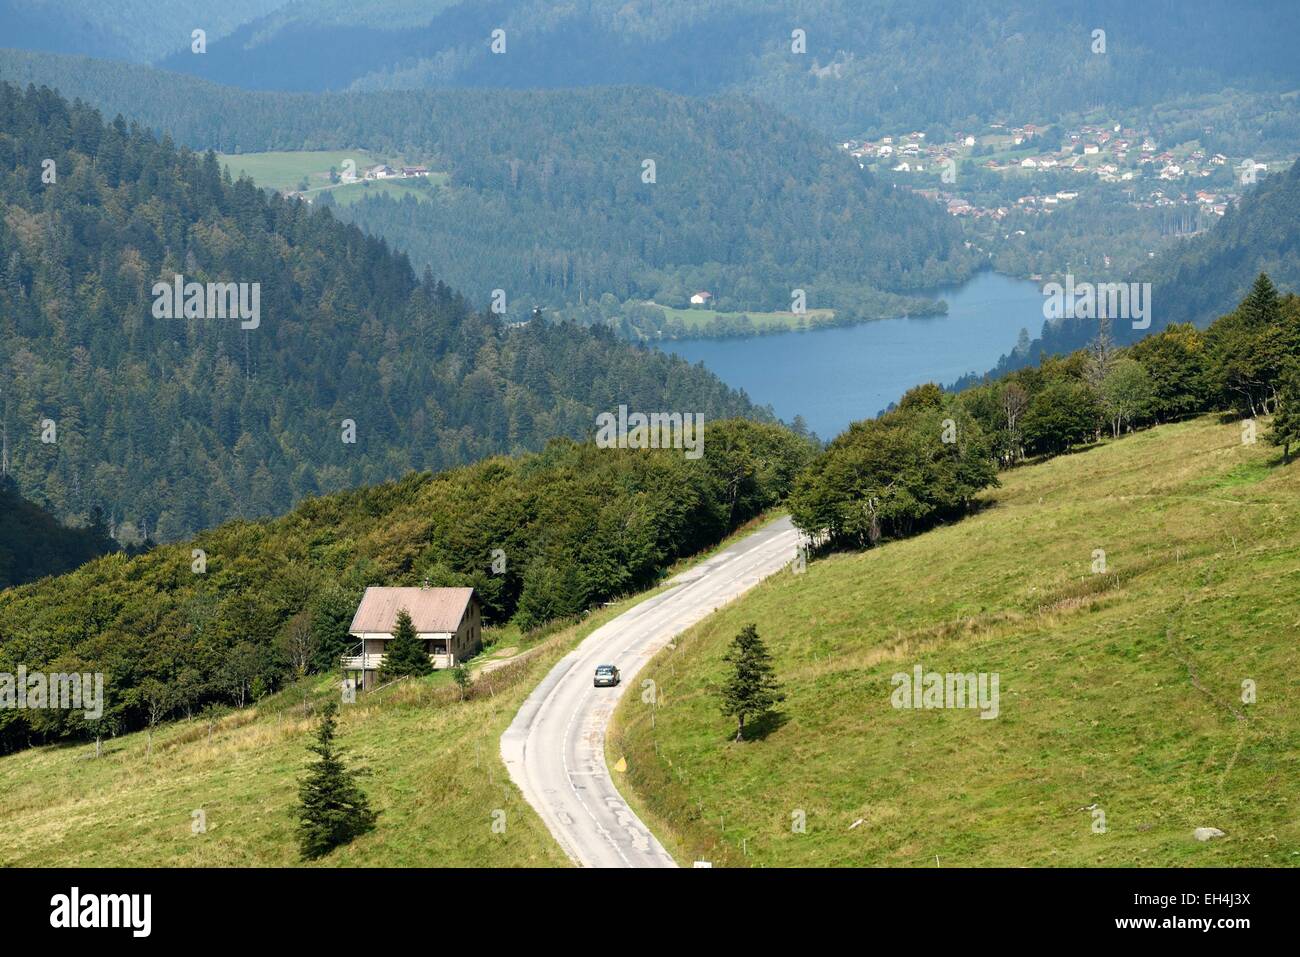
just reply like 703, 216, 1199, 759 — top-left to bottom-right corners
593, 664, 620, 687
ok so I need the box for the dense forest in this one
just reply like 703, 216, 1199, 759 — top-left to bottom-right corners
0, 50, 978, 316
0, 477, 118, 588
147, 0, 1300, 137
0, 0, 289, 63
0, 82, 768, 541
0, 418, 814, 753
959, 160, 1300, 387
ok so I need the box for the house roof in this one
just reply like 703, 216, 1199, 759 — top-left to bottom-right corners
349, 586, 475, 635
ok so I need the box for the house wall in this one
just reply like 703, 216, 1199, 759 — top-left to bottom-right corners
351, 598, 481, 676
453, 601, 482, 661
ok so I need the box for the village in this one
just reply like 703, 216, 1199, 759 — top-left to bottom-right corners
842, 118, 1260, 222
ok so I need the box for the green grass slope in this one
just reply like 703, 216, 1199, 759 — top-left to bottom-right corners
0, 514, 778, 866
610, 415, 1300, 867
0, 622, 570, 867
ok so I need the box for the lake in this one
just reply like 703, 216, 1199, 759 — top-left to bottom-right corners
660, 271, 1044, 440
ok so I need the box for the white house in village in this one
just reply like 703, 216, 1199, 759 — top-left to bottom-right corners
344, 586, 482, 688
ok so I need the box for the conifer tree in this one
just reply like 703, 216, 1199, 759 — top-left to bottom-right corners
1268, 368, 1300, 463
380, 608, 432, 680
719, 624, 785, 741
1241, 273, 1281, 326
296, 702, 377, 860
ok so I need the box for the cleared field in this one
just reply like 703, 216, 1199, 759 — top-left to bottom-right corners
610, 415, 1300, 867
656, 303, 837, 333
216, 150, 446, 203
217, 150, 382, 192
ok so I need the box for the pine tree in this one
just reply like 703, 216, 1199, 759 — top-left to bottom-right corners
719, 624, 785, 742
1268, 368, 1300, 463
296, 702, 377, 860
380, 607, 432, 680
1241, 273, 1281, 326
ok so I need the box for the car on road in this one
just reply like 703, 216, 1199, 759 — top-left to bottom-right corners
593, 664, 621, 687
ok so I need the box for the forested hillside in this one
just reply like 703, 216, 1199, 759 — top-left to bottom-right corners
0, 0, 289, 64
0, 477, 117, 588
963, 160, 1300, 387
139, 0, 1300, 137
0, 52, 977, 315
0, 418, 813, 754
0, 82, 765, 540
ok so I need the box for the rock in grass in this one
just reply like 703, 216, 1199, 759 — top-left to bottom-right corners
1193, 827, 1226, 842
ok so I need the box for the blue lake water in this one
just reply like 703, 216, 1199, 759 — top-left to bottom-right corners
660, 271, 1044, 440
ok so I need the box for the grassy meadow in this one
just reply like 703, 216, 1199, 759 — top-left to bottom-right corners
656, 303, 837, 334
0, 512, 780, 867
218, 149, 382, 192
216, 149, 446, 203
609, 414, 1300, 867
655, 308, 837, 338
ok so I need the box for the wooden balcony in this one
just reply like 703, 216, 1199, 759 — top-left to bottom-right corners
342, 652, 456, 671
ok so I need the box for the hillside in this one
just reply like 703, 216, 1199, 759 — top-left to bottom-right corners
0, 603, 597, 866
0, 0, 290, 63
7, 414, 1292, 867
114, 1, 1300, 137
0, 477, 116, 588
0, 414, 811, 754
610, 414, 1300, 866
0, 81, 767, 540
0, 51, 977, 318
0, 514, 777, 866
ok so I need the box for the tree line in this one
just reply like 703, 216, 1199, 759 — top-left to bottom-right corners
791, 273, 1300, 549
0, 417, 814, 754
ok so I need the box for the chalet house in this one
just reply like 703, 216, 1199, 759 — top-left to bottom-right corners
344, 586, 481, 688
364, 164, 395, 180
402, 166, 430, 177
689, 291, 713, 306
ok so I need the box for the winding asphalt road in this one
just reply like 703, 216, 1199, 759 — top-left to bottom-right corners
501, 516, 800, 867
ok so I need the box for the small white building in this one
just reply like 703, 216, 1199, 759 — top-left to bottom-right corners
690, 291, 713, 306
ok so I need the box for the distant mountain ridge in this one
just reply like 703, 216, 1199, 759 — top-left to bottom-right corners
9, 2, 1298, 138
129, 0, 1300, 137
